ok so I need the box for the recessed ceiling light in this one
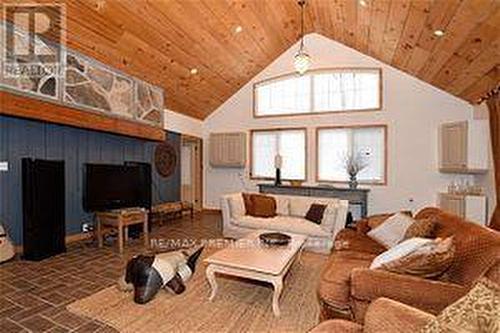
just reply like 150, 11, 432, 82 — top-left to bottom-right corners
434, 29, 445, 37
359, 0, 368, 7
234, 25, 243, 34
190, 68, 198, 75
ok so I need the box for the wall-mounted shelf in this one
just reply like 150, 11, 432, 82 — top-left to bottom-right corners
438, 120, 488, 174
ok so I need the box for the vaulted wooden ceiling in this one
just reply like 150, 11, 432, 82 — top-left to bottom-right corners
8, 0, 500, 119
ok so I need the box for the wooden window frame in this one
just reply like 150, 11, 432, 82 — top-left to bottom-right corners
315, 124, 388, 186
249, 127, 308, 181
253, 67, 383, 119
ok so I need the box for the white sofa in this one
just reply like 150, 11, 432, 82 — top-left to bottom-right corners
221, 193, 349, 254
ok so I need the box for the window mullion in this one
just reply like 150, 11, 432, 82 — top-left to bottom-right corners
310, 74, 314, 113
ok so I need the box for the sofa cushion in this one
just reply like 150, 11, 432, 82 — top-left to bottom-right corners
334, 229, 387, 254
306, 204, 327, 224
275, 196, 290, 215
228, 193, 245, 218
250, 194, 277, 218
234, 215, 331, 238
376, 237, 455, 279
403, 218, 436, 240
242, 193, 253, 215
416, 208, 500, 286
421, 278, 500, 333
321, 202, 341, 233
363, 298, 435, 333
318, 251, 375, 309
370, 237, 435, 269
309, 319, 363, 333
367, 213, 415, 248
289, 196, 313, 217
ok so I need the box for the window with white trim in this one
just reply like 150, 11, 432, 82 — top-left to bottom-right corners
317, 126, 386, 184
251, 129, 306, 180
254, 68, 381, 117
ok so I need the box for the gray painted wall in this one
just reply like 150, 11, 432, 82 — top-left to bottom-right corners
0, 115, 180, 245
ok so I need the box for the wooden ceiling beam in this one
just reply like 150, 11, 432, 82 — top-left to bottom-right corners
0, 91, 166, 141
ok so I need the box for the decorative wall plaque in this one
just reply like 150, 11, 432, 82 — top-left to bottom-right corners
154, 142, 177, 178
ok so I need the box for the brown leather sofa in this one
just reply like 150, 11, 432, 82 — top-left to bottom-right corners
310, 297, 434, 333
317, 207, 500, 323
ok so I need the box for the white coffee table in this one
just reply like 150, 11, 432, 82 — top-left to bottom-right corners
204, 231, 307, 317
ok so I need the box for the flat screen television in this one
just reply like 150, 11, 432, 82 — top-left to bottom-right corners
83, 163, 151, 212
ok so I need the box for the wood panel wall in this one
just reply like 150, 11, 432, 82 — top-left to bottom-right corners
0, 115, 180, 245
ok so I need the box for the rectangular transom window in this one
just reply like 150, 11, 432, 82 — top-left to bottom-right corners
254, 68, 381, 117
251, 128, 306, 180
317, 125, 387, 184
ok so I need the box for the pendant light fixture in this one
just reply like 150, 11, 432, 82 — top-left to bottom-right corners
294, 0, 311, 75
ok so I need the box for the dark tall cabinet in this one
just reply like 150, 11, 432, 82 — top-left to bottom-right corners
22, 159, 66, 261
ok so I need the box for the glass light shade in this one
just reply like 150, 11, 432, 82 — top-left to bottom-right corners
294, 50, 311, 75
274, 154, 283, 169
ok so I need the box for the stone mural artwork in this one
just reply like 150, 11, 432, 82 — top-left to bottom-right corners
1, 22, 164, 128
0, 23, 59, 99
136, 80, 164, 126
64, 52, 135, 118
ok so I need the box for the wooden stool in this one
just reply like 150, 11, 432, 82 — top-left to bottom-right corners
96, 208, 149, 254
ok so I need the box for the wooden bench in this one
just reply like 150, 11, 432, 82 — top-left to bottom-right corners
151, 201, 194, 224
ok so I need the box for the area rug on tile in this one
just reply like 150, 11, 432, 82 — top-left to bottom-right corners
67, 249, 326, 333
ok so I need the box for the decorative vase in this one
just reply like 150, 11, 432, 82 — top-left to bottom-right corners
349, 174, 358, 189
275, 168, 282, 186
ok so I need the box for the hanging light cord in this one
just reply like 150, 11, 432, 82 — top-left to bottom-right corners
299, 0, 305, 51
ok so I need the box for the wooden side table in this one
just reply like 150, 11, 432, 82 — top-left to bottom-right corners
96, 208, 149, 254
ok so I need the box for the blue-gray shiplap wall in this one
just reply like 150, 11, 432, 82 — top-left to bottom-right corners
0, 115, 180, 245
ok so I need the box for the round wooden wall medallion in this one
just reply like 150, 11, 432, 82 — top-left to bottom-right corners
154, 142, 177, 178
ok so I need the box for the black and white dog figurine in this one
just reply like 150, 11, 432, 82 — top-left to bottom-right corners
118, 246, 204, 304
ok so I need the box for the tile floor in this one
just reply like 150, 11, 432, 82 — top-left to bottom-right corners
0, 213, 222, 333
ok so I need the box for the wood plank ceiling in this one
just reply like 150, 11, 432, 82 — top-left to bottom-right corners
5, 0, 500, 119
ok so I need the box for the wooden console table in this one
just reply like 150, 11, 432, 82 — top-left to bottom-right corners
258, 184, 370, 218
96, 208, 149, 254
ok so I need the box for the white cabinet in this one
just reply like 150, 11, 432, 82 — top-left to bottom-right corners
439, 120, 488, 174
438, 193, 488, 226
209, 132, 246, 167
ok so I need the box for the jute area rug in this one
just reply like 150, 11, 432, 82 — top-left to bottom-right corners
67, 248, 327, 333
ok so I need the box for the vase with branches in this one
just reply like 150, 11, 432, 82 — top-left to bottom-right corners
342, 150, 370, 189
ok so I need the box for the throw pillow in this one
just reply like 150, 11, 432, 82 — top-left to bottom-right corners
289, 197, 312, 217
275, 197, 290, 215
367, 213, 416, 248
420, 278, 500, 333
377, 237, 455, 278
305, 204, 327, 224
403, 218, 436, 240
370, 237, 435, 269
320, 202, 339, 233
367, 211, 413, 229
242, 193, 254, 215
249, 194, 277, 218
229, 194, 245, 218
